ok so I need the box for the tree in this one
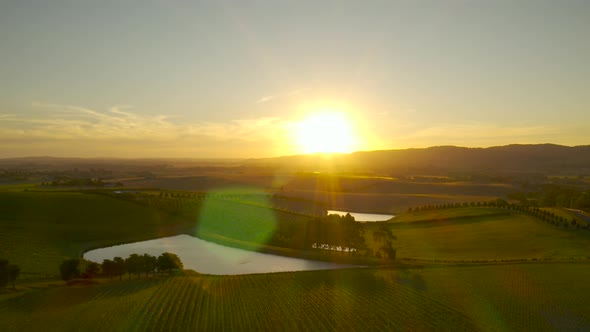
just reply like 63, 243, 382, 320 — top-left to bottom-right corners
60, 259, 80, 281
495, 198, 509, 208
0, 260, 9, 288
85, 262, 100, 278
372, 226, 397, 260
113, 257, 127, 280
126, 254, 143, 279
102, 259, 115, 279
142, 254, 158, 277
157, 253, 183, 275
304, 213, 368, 255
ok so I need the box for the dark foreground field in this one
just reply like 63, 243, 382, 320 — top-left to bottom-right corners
2, 264, 590, 331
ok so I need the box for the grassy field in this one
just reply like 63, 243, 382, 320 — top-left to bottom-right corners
0, 191, 191, 277
366, 208, 590, 261
121, 173, 509, 214
1, 263, 589, 331
3, 190, 590, 278
281, 189, 498, 214
0, 189, 323, 277
392, 207, 511, 223
541, 207, 588, 224
2, 186, 590, 330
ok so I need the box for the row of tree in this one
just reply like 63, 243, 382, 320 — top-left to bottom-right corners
507, 184, 590, 210
408, 199, 588, 230
516, 205, 587, 229
0, 260, 20, 289
407, 199, 510, 212
60, 252, 183, 281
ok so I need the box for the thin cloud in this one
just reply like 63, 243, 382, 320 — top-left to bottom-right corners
183, 117, 283, 142
256, 95, 276, 104
32, 102, 110, 120
2, 103, 289, 148
255, 88, 309, 104
1, 102, 296, 157
109, 105, 134, 117
0, 114, 17, 119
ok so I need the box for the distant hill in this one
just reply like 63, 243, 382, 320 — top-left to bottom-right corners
248, 144, 590, 175
2, 144, 589, 176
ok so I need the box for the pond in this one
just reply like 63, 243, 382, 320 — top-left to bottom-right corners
84, 234, 360, 275
327, 210, 395, 222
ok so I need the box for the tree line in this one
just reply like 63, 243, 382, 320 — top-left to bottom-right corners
407, 199, 510, 212
304, 213, 367, 255
507, 184, 590, 210
267, 213, 398, 260
60, 252, 183, 281
408, 199, 589, 230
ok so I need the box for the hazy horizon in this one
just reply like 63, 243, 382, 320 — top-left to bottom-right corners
2, 1, 589, 158
1, 142, 587, 161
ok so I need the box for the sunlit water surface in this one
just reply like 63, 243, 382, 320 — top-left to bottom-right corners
84, 234, 360, 275
327, 210, 394, 222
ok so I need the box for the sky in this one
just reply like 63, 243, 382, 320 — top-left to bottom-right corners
1, 0, 589, 158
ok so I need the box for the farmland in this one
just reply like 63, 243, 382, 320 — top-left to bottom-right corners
0, 191, 191, 277
2, 264, 590, 331
3, 190, 590, 277
2, 180, 590, 331
372, 207, 590, 261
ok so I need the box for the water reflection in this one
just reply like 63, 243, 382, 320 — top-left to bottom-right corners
327, 210, 394, 222
84, 234, 360, 275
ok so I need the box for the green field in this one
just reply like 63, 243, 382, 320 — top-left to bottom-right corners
392, 207, 511, 223
0, 191, 191, 277
541, 207, 588, 225
0, 190, 314, 277
369, 208, 590, 261
3, 192, 590, 277
3, 188, 590, 330
1, 264, 589, 331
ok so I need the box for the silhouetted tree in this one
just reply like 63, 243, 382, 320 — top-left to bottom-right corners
7, 264, 19, 289
126, 254, 143, 279
102, 259, 115, 279
85, 262, 100, 278
305, 213, 367, 255
157, 253, 183, 275
113, 257, 127, 280
142, 254, 158, 277
372, 225, 397, 260
60, 259, 80, 281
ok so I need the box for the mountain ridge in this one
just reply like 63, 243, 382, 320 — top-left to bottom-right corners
247, 144, 590, 175
2, 144, 589, 175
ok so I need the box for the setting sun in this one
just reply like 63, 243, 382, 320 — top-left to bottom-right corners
294, 111, 358, 154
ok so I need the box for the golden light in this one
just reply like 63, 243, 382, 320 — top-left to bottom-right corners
294, 110, 358, 154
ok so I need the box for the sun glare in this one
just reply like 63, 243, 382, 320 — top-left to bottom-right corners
295, 111, 358, 154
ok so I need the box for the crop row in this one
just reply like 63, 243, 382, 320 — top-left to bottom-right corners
4, 263, 590, 331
